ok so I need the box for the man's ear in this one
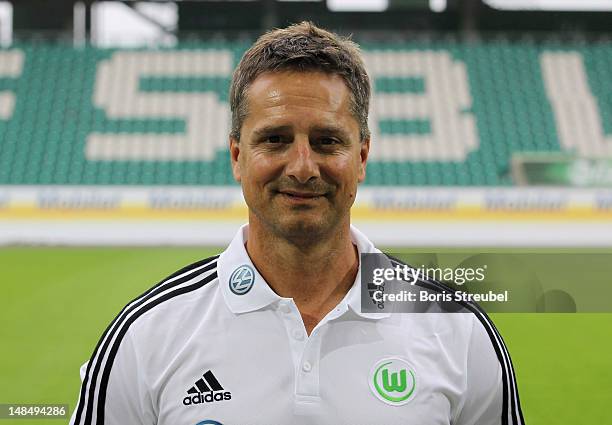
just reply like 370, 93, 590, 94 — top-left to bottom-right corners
229, 136, 241, 182
358, 137, 370, 183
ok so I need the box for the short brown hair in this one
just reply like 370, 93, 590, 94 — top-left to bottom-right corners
229, 21, 371, 142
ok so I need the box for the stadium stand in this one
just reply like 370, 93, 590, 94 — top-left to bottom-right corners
0, 39, 610, 186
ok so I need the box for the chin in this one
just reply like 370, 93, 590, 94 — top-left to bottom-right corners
276, 217, 334, 245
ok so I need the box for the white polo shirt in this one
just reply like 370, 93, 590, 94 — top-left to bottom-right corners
70, 224, 524, 425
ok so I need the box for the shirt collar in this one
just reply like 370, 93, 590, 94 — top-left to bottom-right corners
219, 223, 390, 320
218, 224, 281, 314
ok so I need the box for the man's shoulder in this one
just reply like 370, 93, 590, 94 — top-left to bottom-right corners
383, 253, 498, 335
161, 254, 222, 286
121, 254, 223, 331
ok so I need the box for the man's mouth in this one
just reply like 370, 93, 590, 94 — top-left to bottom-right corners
278, 190, 326, 200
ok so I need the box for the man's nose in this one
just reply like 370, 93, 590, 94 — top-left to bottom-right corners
285, 137, 320, 184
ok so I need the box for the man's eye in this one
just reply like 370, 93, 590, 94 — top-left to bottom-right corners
319, 137, 339, 146
266, 135, 283, 143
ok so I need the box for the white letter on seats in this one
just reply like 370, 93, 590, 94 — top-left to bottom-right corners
364, 51, 478, 161
541, 52, 612, 156
86, 51, 232, 161
0, 50, 24, 119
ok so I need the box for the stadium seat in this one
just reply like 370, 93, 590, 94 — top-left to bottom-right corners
1, 40, 610, 186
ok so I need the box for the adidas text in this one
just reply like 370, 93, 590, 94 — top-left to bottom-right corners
183, 391, 232, 405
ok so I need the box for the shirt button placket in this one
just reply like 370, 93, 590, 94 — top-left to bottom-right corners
278, 301, 308, 377
293, 328, 322, 416
277, 300, 322, 412
296, 328, 322, 395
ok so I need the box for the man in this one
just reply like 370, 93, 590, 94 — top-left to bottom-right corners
70, 22, 524, 425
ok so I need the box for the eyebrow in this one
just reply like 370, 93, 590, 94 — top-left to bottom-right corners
252, 125, 293, 138
252, 124, 351, 140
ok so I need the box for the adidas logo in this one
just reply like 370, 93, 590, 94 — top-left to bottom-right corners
183, 370, 232, 406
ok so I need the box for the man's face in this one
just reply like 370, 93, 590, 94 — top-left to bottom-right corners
230, 70, 369, 244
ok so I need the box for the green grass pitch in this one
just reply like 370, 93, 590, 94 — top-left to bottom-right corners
1, 247, 610, 424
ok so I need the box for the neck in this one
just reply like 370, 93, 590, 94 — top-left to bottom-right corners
245, 216, 359, 331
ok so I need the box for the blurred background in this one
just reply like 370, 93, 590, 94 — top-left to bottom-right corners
0, 0, 611, 424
